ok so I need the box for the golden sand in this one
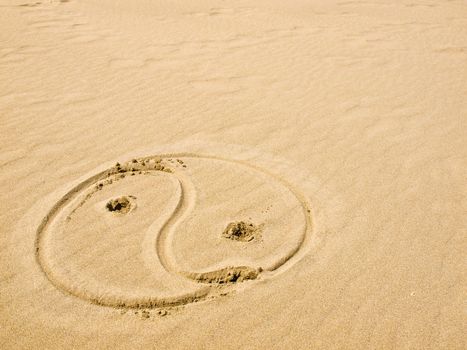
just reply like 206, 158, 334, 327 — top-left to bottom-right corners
0, 0, 465, 348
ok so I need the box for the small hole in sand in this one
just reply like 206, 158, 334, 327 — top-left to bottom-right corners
222, 221, 262, 242
106, 196, 135, 214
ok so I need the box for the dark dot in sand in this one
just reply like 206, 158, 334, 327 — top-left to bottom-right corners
222, 221, 262, 242
106, 196, 133, 214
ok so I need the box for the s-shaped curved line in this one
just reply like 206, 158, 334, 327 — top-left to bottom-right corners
146, 168, 260, 284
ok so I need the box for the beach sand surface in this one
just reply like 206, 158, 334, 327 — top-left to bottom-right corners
0, 0, 466, 349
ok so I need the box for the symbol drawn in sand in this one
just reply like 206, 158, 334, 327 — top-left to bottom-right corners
35, 154, 312, 309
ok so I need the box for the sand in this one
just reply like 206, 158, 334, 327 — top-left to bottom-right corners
0, 0, 466, 349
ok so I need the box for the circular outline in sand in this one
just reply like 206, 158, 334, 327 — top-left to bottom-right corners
35, 153, 313, 309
